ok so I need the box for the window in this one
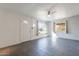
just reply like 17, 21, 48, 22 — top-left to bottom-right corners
37, 21, 48, 36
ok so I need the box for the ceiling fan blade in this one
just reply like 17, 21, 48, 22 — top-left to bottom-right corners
51, 11, 56, 14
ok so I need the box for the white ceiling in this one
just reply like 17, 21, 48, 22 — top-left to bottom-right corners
0, 3, 79, 21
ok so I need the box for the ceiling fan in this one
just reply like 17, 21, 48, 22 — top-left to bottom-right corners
47, 5, 56, 16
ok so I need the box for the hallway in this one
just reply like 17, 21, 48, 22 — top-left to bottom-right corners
0, 37, 79, 56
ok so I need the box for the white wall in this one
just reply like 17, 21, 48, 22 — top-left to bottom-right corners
0, 8, 48, 48
52, 15, 79, 40
0, 9, 20, 48
0, 9, 33, 48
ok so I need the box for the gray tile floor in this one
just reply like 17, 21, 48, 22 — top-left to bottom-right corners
0, 37, 79, 56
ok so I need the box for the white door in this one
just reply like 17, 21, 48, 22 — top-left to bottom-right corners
20, 18, 32, 42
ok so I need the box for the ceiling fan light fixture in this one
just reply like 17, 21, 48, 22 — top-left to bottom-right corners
48, 14, 50, 17
48, 11, 50, 15
48, 11, 51, 17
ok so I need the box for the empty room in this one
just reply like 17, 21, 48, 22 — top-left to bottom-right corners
0, 3, 79, 56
